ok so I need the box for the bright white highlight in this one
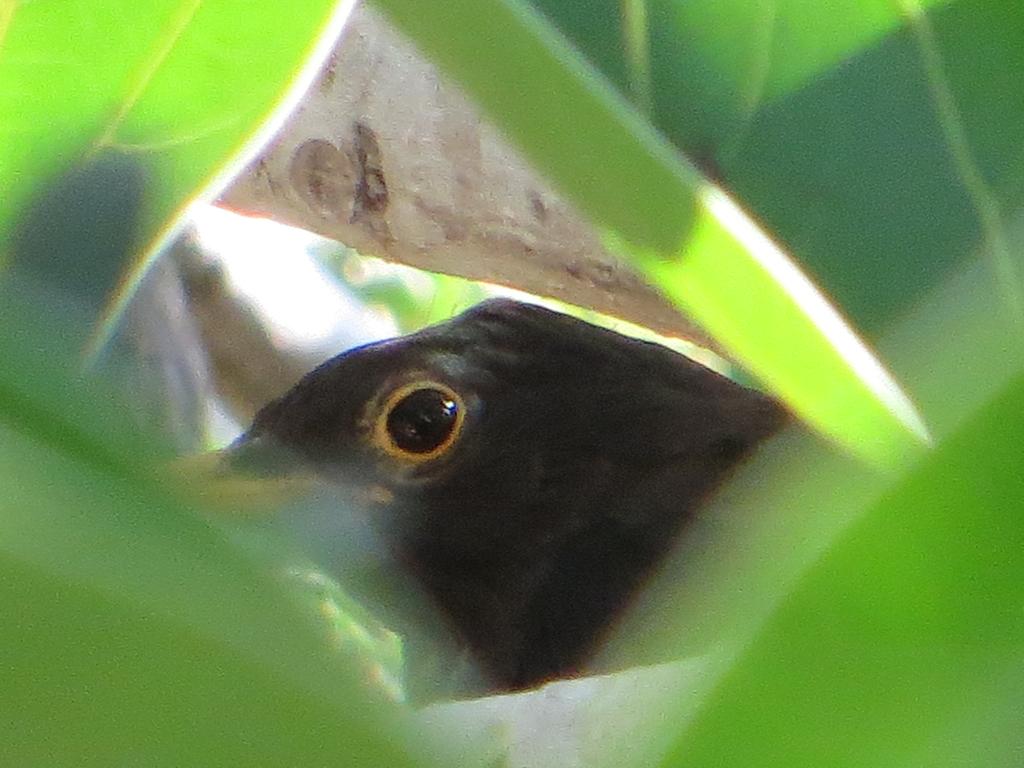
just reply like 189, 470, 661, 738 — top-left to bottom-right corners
701, 187, 932, 446
193, 205, 396, 352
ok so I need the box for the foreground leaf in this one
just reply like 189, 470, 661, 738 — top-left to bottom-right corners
0, 298, 420, 766
661, 370, 1024, 767
0, 0, 353, 331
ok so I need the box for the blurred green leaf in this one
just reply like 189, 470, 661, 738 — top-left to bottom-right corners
661, 369, 1024, 768
724, 0, 1024, 331
531, 0, 1024, 333
372, 0, 929, 468
0, 114, 423, 764
599, 243, 1024, 764
0, 0, 350, 322
0, 295, 422, 766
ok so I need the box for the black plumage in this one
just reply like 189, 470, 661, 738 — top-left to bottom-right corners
230, 299, 786, 695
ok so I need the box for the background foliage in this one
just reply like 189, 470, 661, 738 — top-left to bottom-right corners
1, 0, 1022, 765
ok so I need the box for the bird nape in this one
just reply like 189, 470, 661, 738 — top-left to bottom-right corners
225, 298, 787, 699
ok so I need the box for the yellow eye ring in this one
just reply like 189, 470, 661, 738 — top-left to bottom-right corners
372, 380, 465, 462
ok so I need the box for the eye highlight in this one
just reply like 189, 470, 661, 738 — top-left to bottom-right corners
374, 381, 464, 461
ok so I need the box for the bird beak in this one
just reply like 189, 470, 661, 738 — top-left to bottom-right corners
166, 435, 320, 517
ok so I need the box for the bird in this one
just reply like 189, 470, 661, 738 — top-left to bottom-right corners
225, 298, 787, 698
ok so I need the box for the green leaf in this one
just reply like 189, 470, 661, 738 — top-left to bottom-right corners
0, 294, 422, 765
371, 0, 929, 467
531, 0, 1024, 334
0, 0, 352, 326
661, 369, 1024, 768
599, 220, 1024, 768
723, 0, 1024, 331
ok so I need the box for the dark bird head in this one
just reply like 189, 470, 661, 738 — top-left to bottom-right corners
226, 299, 787, 696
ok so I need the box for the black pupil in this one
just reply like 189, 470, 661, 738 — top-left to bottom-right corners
386, 388, 458, 454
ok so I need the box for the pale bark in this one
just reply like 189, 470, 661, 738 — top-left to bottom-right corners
221, 4, 710, 346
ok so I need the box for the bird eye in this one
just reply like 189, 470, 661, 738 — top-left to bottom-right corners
375, 382, 464, 460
